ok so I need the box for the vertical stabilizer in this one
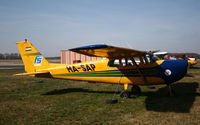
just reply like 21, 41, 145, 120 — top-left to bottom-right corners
16, 40, 49, 72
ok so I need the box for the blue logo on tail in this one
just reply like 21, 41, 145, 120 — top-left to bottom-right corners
34, 56, 43, 66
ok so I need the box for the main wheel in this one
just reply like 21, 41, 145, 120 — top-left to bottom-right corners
120, 91, 130, 98
131, 85, 141, 94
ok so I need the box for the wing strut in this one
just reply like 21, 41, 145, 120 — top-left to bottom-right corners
131, 58, 148, 84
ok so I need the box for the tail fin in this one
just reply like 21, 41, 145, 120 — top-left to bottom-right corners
16, 40, 49, 73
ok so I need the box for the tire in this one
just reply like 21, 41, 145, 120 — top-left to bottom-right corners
120, 91, 130, 98
131, 85, 141, 94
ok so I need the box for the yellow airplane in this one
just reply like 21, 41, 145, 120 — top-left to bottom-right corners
187, 59, 198, 67
154, 52, 198, 67
15, 40, 188, 98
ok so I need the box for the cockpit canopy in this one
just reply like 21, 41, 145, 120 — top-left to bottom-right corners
108, 53, 159, 67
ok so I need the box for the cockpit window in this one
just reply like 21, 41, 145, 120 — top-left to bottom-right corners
132, 57, 140, 65
108, 53, 158, 67
121, 58, 134, 66
143, 53, 159, 64
108, 58, 134, 67
108, 59, 120, 67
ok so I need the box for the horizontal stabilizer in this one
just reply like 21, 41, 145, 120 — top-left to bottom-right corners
14, 71, 50, 76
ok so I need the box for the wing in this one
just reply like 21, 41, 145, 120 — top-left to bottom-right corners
69, 44, 146, 59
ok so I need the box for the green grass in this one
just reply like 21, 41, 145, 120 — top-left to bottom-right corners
0, 64, 200, 125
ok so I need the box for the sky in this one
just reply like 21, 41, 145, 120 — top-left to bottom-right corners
0, 0, 200, 56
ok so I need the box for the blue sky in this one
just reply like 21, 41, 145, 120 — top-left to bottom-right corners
0, 0, 200, 56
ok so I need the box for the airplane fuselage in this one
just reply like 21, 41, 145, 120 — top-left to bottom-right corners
38, 58, 188, 86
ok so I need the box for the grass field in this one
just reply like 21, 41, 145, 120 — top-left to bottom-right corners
0, 64, 200, 125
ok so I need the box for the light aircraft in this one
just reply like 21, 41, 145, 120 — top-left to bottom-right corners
187, 59, 198, 67
154, 52, 198, 67
15, 40, 188, 98
184, 56, 198, 67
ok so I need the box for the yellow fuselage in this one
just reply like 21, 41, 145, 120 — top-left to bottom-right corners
39, 59, 165, 85
16, 40, 188, 91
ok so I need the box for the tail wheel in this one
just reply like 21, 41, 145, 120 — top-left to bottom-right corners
120, 91, 130, 98
131, 85, 141, 94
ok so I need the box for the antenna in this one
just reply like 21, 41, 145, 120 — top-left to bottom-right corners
125, 42, 133, 49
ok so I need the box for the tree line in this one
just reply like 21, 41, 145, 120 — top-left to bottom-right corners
0, 53, 21, 59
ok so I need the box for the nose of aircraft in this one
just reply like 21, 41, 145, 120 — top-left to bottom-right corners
159, 60, 188, 83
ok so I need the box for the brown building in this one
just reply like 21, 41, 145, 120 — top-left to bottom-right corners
60, 50, 102, 64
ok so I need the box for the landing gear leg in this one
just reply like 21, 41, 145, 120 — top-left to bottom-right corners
131, 85, 141, 94
120, 84, 130, 98
166, 84, 175, 96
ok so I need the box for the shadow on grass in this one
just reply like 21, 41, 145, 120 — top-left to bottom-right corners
190, 66, 200, 69
185, 74, 194, 77
145, 82, 200, 113
42, 88, 115, 95
42, 82, 199, 113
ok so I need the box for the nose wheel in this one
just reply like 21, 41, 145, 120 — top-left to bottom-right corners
119, 84, 141, 98
120, 91, 130, 98
120, 84, 130, 98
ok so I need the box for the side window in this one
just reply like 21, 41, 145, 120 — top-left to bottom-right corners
108, 58, 134, 67
108, 55, 158, 67
143, 55, 150, 64
121, 59, 126, 66
133, 57, 140, 65
132, 55, 150, 65
127, 59, 134, 66
121, 58, 134, 66
108, 59, 121, 67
